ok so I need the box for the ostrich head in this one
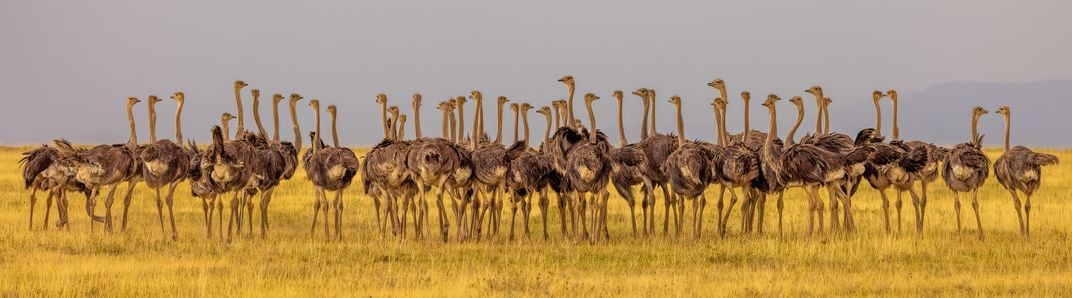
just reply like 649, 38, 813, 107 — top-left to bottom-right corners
289, 93, 304, 104
788, 96, 802, 106
250, 89, 260, 98
222, 112, 236, 122
668, 95, 681, 105
509, 102, 519, 112
455, 96, 467, 105
147, 95, 162, 106
741, 91, 751, 101
612, 90, 624, 101
388, 106, 400, 117
272, 93, 284, 104
557, 75, 574, 84
469, 91, 483, 101
308, 99, 320, 111
823, 97, 832, 107
707, 79, 725, 89
996, 106, 1010, 116
713, 97, 727, 110
497, 96, 510, 106
886, 89, 898, 101
127, 96, 142, 107
584, 93, 600, 103
326, 105, 337, 117
536, 106, 551, 116
171, 92, 185, 102
872, 90, 885, 102
805, 85, 822, 96
412, 93, 422, 107
632, 88, 648, 98
234, 80, 248, 89
436, 101, 448, 111
375, 93, 388, 105
763, 94, 781, 108
972, 106, 989, 117
520, 103, 533, 113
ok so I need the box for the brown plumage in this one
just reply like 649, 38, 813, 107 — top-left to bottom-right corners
942, 107, 991, 239
302, 100, 360, 240
503, 103, 553, 240
565, 93, 613, 241
467, 91, 511, 239
662, 95, 718, 238
361, 94, 412, 237
20, 145, 91, 230
404, 93, 470, 241
632, 88, 681, 236
139, 93, 192, 240
711, 96, 760, 237
993, 106, 1059, 237
608, 90, 656, 237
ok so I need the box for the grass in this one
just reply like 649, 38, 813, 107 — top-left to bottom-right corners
1, 146, 1071, 296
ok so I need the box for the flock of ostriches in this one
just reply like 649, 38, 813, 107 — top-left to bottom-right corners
19, 76, 1060, 242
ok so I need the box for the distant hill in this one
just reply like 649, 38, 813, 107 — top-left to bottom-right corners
883, 80, 1072, 147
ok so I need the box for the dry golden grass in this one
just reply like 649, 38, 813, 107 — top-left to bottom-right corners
1, 146, 1071, 296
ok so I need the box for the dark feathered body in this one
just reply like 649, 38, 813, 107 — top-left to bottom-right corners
202, 127, 255, 193
245, 134, 288, 191
305, 147, 360, 191
407, 138, 467, 188
20, 146, 91, 196
609, 144, 651, 192
663, 142, 716, 198
506, 141, 550, 196
472, 143, 509, 186
141, 139, 191, 188
715, 141, 760, 187
361, 139, 412, 193
995, 146, 1059, 196
942, 139, 990, 192
637, 133, 678, 185
566, 131, 612, 193
53, 140, 140, 189
907, 141, 942, 184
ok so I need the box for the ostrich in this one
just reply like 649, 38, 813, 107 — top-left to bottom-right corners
633, 88, 681, 236
565, 93, 613, 241
232, 80, 249, 138
708, 79, 767, 234
663, 95, 717, 238
504, 103, 552, 240
361, 94, 412, 237
252, 93, 301, 237
20, 145, 91, 230
53, 97, 144, 233
942, 107, 991, 239
711, 96, 760, 237
221, 113, 236, 141
303, 100, 360, 239
761, 95, 872, 236
608, 90, 655, 237
803, 86, 867, 233
405, 93, 468, 241
468, 91, 511, 239
509, 102, 520, 144
994, 106, 1059, 237
234, 91, 294, 238
139, 93, 192, 240
547, 75, 591, 239
888, 90, 946, 234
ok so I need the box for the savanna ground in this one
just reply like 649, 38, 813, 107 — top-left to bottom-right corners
1, 146, 1070, 296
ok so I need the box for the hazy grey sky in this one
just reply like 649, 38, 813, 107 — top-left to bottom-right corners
2, 1, 1070, 146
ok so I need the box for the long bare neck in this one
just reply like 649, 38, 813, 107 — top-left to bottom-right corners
1003, 112, 1011, 152
814, 93, 823, 134
330, 112, 340, 148
970, 113, 980, 145
823, 102, 831, 134
521, 108, 530, 145
441, 109, 449, 139
458, 101, 466, 141
511, 107, 519, 144
586, 100, 598, 143
234, 87, 245, 135
449, 107, 457, 142
471, 104, 479, 148
290, 102, 302, 150
175, 100, 184, 143
720, 105, 730, 146
495, 102, 504, 145
892, 98, 900, 140
567, 85, 576, 127
127, 104, 138, 145
764, 105, 778, 158
873, 99, 882, 136
399, 118, 407, 140
314, 108, 322, 145
272, 99, 281, 142
413, 104, 422, 140
475, 100, 485, 143
252, 94, 267, 137
616, 99, 627, 147
712, 104, 723, 145
148, 102, 157, 142
640, 96, 650, 140
553, 105, 561, 129
787, 104, 804, 146
674, 102, 685, 146
742, 98, 751, 142
222, 120, 231, 142
649, 90, 657, 135
542, 113, 551, 152
379, 101, 389, 139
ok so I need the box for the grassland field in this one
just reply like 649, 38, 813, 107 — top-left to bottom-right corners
1, 146, 1070, 296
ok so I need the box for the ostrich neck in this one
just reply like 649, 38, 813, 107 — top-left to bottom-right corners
712, 104, 723, 146
234, 87, 245, 135
675, 102, 685, 146
252, 95, 267, 137
787, 104, 805, 147
379, 101, 389, 139
823, 103, 831, 134
272, 99, 281, 142
512, 107, 519, 144
586, 101, 598, 142
449, 107, 457, 142
222, 120, 231, 142
743, 98, 751, 143
289, 102, 302, 151
813, 93, 823, 134
148, 102, 157, 142
471, 101, 479, 148
175, 100, 184, 143
441, 108, 449, 139
314, 107, 322, 145
553, 105, 561, 129
542, 114, 551, 151
616, 99, 627, 147
763, 105, 779, 164
649, 90, 657, 135
127, 104, 138, 145
475, 99, 484, 143
892, 99, 900, 140
457, 102, 466, 141
970, 113, 980, 145
1003, 112, 1011, 152
521, 109, 530, 145
399, 118, 407, 140
413, 103, 422, 139
495, 102, 504, 145
566, 85, 576, 128
392, 113, 401, 141
330, 113, 340, 148
720, 105, 730, 146
640, 96, 650, 140
873, 99, 882, 136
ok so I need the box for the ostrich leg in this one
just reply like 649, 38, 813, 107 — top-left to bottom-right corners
154, 188, 166, 237
827, 186, 840, 234
260, 188, 275, 237
879, 189, 891, 234
952, 191, 962, 232
509, 192, 519, 241
720, 185, 737, 237
919, 181, 930, 234
896, 190, 904, 234
970, 189, 984, 240
334, 190, 344, 240
310, 188, 322, 237
1025, 194, 1033, 237
539, 189, 550, 240
1009, 190, 1025, 236
165, 182, 179, 240
29, 189, 39, 230
523, 192, 533, 239
697, 193, 708, 239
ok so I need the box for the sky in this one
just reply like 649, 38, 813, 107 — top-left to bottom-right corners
2, 1, 1070, 147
